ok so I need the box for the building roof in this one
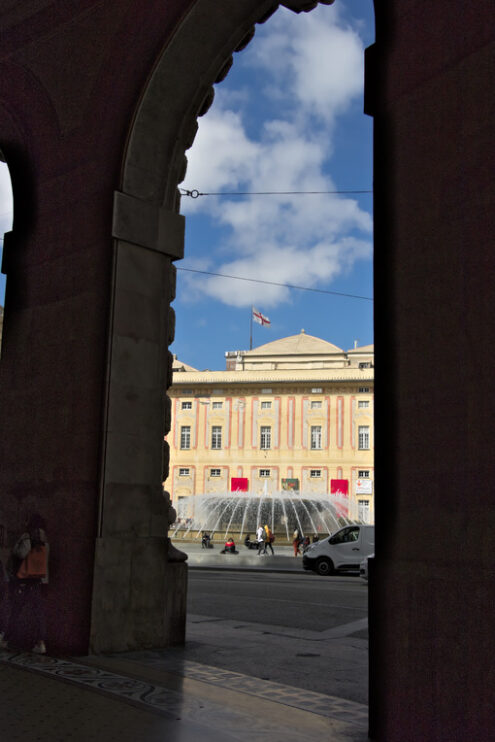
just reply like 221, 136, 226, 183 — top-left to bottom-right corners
172, 355, 198, 373
347, 343, 374, 354
171, 367, 374, 386
246, 329, 343, 357
174, 333, 374, 381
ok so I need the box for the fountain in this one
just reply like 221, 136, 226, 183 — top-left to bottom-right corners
171, 489, 360, 542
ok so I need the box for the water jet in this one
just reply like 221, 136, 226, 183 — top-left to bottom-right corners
172, 490, 360, 542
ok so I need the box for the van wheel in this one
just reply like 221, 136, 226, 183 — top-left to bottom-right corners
316, 557, 333, 576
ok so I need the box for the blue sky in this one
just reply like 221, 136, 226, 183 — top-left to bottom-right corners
0, 1, 375, 371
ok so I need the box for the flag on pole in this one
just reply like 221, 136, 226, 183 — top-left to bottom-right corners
252, 307, 271, 326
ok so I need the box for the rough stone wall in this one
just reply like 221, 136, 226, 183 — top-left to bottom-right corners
0, 0, 195, 654
369, 1, 495, 738
0, 0, 327, 658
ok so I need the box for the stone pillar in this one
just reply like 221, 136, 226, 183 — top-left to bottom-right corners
368, 2, 495, 738
89, 193, 187, 653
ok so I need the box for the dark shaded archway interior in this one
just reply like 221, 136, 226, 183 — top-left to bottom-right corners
0, 1, 494, 739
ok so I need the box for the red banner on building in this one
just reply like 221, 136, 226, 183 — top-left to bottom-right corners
331, 479, 349, 517
331, 479, 349, 495
231, 477, 249, 492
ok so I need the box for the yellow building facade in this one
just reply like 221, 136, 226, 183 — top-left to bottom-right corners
166, 331, 374, 524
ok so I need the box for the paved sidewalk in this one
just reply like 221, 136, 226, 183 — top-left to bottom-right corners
0, 648, 368, 741
0, 543, 369, 741
179, 540, 314, 572
0, 657, 229, 742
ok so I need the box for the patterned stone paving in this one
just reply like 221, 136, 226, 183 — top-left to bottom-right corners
0, 650, 187, 718
0, 648, 368, 738
122, 652, 369, 727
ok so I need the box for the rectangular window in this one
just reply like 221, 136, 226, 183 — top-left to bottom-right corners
359, 362, 371, 369
310, 469, 321, 478
211, 425, 222, 449
311, 387, 322, 393
261, 388, 272, 394
358, 400, 370, 408
212, 401, 223, 409
259, 469, 270, 477
358, 470, 370, 478
178, 468, 190, 476
310, 425, 322, 450
260, 426, 271, 450
358, 426, 370, 450
210, 468, 221, 477
359, 387, 370, 393
180, 426, 191, 450
181, 401, 192, 410
358, 499, 370, 523
261, 401, 272, 409
310, 400, 322, 409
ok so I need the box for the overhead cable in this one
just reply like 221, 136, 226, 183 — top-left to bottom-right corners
177, 266, 373, 301
180, 188, 372, 198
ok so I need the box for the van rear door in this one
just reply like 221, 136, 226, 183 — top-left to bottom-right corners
362, 526, 375, 554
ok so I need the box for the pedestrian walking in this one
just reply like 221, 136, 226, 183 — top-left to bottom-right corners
264, 525, 275, 555
256, 524, 266, 555
0, 514, 49, 654
293, 527, 301, 556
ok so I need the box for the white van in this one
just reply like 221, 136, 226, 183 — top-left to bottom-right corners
302, 524, 375, 576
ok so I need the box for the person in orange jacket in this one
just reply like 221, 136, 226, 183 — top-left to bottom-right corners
264, 525, 275, 555
0, 514, 49, 654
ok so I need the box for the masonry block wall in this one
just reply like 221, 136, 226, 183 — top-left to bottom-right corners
0, 0, 195, 654
370, 1, 495, 739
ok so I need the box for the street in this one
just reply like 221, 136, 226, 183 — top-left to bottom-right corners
188, 569, 367, 632
184, 569, 369, 704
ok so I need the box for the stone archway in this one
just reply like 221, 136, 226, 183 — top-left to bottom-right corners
1, 2, 493, 738
94, 0, 339, 653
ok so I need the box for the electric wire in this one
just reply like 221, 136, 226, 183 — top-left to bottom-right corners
177, 266, 373, 301
180, 188, 372, 198
0, 240, 371, 301
0, 189, 373, 300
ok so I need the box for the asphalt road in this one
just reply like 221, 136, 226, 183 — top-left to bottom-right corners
181, 569, 369, 703
188, 570, 367, 633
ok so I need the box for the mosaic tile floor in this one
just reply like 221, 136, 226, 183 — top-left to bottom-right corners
116, 651, 369, 727
0, 648, 368, 740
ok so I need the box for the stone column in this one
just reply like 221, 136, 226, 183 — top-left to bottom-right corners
90, 192, 187, 653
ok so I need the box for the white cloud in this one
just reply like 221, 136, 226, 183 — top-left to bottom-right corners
0, 165, 13, 289
247, 5, 364, 124
188, 236, 371, 308
184, 108, 259, 193
179, 4, 371, 309
0, 163, 13, 235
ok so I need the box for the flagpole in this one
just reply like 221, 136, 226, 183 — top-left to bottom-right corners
249, 306, 253, 350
